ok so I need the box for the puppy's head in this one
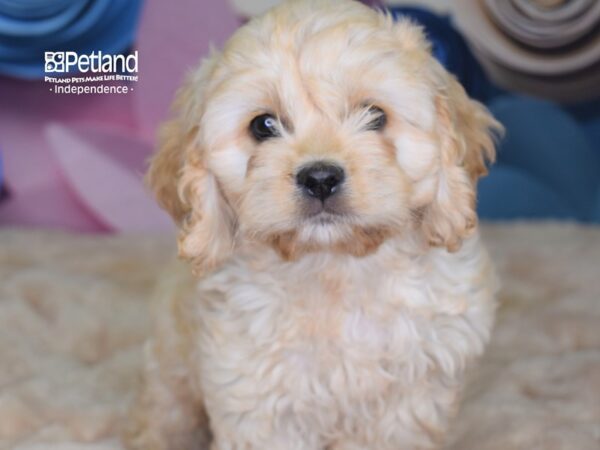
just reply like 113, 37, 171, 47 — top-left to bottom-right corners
148, 0, 501, 274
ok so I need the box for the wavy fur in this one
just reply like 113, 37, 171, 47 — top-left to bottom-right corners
126, 1, 500, 449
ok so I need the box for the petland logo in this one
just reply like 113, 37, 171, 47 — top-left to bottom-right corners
44, 51, 138, 95
45, 51, 138, 73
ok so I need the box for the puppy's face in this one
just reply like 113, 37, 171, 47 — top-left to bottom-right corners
148, 0, 500, 273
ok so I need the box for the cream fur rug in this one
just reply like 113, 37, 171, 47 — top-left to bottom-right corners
0, 224, 598, 450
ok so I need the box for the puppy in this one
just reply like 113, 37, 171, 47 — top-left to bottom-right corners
124, 1, 501, 449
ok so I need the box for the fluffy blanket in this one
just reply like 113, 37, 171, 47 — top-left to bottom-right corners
0, 224, 598, 450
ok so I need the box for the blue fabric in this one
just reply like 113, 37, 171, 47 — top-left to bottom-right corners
387, 6, 502, 102
478, 164, 577, 220
388, 6, 600, 223
0, 0, 144, 79
480, 97, 600, 222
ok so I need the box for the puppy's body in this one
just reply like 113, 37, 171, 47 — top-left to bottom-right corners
125, 1, 501, 449
127, 234, 496, 450
199, 236, 494, 449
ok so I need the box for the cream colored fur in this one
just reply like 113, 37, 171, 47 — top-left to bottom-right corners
125, 1, 502, 449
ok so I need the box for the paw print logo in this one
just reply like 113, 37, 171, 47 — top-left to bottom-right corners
45, 52, 65, 73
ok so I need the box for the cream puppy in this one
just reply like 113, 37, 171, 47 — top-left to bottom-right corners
124, 1, 501, 449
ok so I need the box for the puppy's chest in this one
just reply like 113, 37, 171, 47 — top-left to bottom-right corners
198, 257, 481, 403
261, 272, 437, 390
289, 288, 390, 349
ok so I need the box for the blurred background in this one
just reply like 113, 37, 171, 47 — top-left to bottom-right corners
1, 0, 600, 233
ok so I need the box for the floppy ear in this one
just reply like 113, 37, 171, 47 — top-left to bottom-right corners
421, 68, 502, 252
146, 54, 236, 275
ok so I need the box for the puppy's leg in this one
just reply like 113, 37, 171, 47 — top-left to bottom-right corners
200, 372, 322, 449
123, 339, 210, 450
206, 399, 320, 450
209, 427, 318, 450
377, 388, 458, 450
329, 381, 459, 450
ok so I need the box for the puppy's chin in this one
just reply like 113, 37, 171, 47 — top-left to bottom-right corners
297, 213, 354, 245
241, 195, 406, 260
263, 213, 392, 261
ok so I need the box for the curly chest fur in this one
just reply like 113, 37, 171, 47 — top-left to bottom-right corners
192, 237, 496, 419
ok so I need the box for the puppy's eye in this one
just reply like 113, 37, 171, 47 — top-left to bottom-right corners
365, 106, 387, 131
249, 113, 280, 141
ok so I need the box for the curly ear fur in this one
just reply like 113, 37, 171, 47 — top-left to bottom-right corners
146, 54, 235, 275
421, 68, 502, 252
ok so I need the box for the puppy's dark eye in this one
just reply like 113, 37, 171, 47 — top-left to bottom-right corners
249, 113, 280, 141
365, 106, 387, 131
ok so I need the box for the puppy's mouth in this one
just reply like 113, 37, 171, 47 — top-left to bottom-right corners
306, 211, 343, 226
300, 197, 348, 223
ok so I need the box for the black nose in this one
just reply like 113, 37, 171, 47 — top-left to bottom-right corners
296, 162, 345, 201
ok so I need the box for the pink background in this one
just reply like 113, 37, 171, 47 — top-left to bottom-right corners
0, 0, 239, 233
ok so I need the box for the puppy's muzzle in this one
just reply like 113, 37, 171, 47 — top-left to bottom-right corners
296, 162, 345, 202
